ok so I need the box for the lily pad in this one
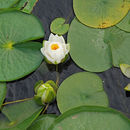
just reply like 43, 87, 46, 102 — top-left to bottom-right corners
2, 99, 43, 127
0, 83, 6, 108
73, 0, 129, 28
57, 72, 108, 113
28, 114, 57, 130
116, 11, 130, 32
124, 84, 130, 91
49, 106, 130, 130
68, 18, 112, 72
0, 113, 13, 130
0, 0, 19, 9
16, 0, 39, 14
68, 18, 130, 71
106, 27, 130, 67
0, 10, 44, 81
50, 18, 69, 35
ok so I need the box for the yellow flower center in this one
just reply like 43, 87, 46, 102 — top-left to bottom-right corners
51, 44, 59, 50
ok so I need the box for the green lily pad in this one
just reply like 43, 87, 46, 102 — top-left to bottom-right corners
116, 11, 130, 32
0, 83, 6, 108
73, 0, 129, 28
0, 113, 10, 130
68, 18, 130, 71
0, 10, 44, 81
16, 109, 43, 130
0, 0, 19, 9
57, 72, 108, 113
49, 106, 130, 130
106, 27, 130, 67
2, 99, 43, 128
28, 114, 57, 130
16, 0, 38, 14
68, 18, 112, 72
50, 18, 69, 35
0, 100, 43, 130
120, 64, 130, 78
124, 83, 130, 91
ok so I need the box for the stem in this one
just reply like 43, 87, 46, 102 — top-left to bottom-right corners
42, 104, 49, 114
56, 64, 60, 86
65, 10, 73, 24
2, 97, 33, 106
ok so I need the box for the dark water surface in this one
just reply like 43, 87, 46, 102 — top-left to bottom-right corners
6, 0, 130, 118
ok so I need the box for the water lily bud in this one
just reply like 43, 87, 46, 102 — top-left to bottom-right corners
46, 80, 58, 92
34, 82, 56, 105
34, 80, 44, 93
41, 33, 70, 64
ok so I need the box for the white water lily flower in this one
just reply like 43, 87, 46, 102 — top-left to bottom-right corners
41, 33, 70, 64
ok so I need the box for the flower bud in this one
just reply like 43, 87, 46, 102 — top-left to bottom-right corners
34, 80, 57, 105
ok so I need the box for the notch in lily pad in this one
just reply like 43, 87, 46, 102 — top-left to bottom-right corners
120, 64, 130, 78
50, 18, 69, 35
124, 84, 130, 92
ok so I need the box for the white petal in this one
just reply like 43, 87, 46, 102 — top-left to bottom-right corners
44, 41, 50, 49
49, 33, 55, 42
44, 51, 55, 64
41, 47, 55, 64
56, 35, 65, 43
65, 44, 70, 54
41, 48, 45, 55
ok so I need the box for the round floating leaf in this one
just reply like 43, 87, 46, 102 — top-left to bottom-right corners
120, 64, 130, 78
0, 83, 6, 108
49, 106, 130, 130
68, 18, 130, 71
124, 84, 130, 91
28, 114, 57, 130
2, 99, 44, 129
0, 10, 44, 81
106, 26, 130, 67
0, 0, 19, 9
116, 11, 130, 32
73, 0, 129, 28
68, 19, 112, 72
57, 72, 108, 113
50, 18, 69, 35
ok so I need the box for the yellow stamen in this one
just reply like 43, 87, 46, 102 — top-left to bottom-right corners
51, 44, 59, 50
